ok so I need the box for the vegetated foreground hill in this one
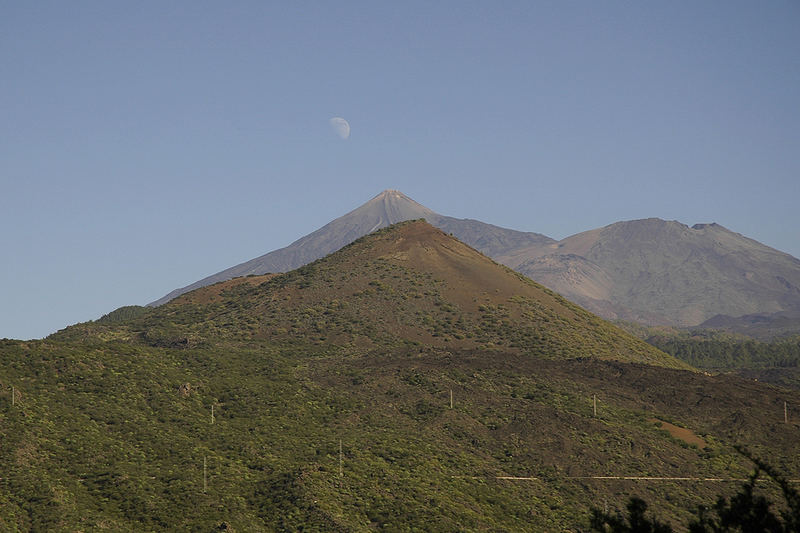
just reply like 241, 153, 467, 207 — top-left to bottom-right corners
90, 221, 685, 370
498, 218, 800, 329
2, 342, 799, 530
3, 221, 799, 531
149, 190, 554, 306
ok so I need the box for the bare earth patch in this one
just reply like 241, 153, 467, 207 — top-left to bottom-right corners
651, 418, 707, 449
172, 274, 277, 305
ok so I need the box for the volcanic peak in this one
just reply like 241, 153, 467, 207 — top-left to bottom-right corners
144, 220, 688, 370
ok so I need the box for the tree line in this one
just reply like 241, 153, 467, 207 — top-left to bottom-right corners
646, 334, 800, 369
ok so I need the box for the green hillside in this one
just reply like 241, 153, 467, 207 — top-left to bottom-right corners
57, 221, 687, 370
2, 221, 798, 531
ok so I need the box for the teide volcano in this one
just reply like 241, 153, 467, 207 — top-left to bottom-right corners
149, 190, 554, 306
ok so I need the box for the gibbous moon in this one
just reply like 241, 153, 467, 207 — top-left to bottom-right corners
329, 117, 350, 140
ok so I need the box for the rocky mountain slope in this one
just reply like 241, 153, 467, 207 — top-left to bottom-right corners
498, 219, 800, 327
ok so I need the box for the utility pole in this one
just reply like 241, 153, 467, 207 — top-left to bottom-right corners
11, 386, 15, 406
450, 389, 453, 409
211, 403, 215, 424
203, 456, 207, 493
785, 401, 789, 424
593, 394, 597, 417
339, 440, 343, 478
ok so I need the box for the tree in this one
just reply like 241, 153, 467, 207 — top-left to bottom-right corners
689, 448, 800, 533
590, 447, 800, 533
590, 497, 673, 533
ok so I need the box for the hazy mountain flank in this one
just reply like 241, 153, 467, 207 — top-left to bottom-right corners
499, 218, 800, 327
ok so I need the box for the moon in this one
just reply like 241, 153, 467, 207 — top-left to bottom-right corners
329, 117, 350, 140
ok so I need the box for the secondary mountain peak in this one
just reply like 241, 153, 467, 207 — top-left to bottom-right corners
501, 217, 800, 327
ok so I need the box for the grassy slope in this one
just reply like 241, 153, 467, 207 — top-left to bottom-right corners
57, 221, 687, 370
3, 221, 797, 530
1, 337, 799, 531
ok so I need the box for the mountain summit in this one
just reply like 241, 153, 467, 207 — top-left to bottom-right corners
356, 189, 438, 226
149, 190, 553, 306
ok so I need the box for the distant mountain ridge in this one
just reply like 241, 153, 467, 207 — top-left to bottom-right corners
149, 190, 554, 306
149, 190, 800, 337
699, 310, 800, 341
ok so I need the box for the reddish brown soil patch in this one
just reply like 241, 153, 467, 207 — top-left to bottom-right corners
651, 418, 707, 449
173, 274, 277, 305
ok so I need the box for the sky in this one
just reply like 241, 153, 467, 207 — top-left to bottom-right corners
1, 1, 798, 340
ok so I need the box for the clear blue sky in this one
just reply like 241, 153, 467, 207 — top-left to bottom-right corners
2, 1, 798, 340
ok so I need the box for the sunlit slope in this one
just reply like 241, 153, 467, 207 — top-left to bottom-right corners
1, 336, 798, 531
92, 221, 688, 369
